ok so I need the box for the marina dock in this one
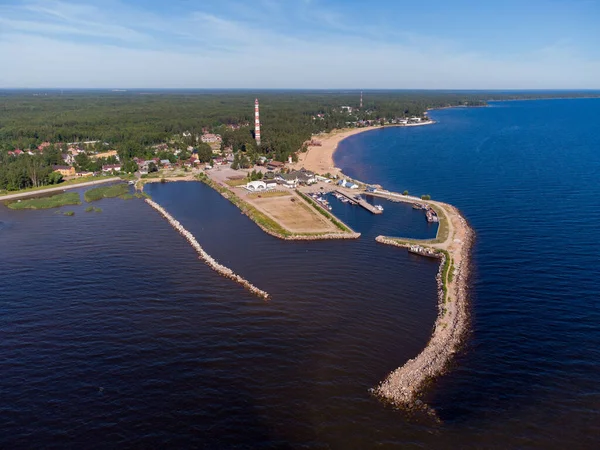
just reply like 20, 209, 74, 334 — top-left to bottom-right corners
335, 189, 383, 214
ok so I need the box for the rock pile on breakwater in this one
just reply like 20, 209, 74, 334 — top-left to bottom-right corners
375, 236, 410, 248
373, 221, 474, 409
145, 198, 269, 300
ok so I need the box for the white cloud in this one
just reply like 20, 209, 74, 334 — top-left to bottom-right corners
0, 0, 598, 88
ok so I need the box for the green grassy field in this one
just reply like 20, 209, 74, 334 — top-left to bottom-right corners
7, 192, 81, 210
84, 184, 130, 202
0, 176, 98, 197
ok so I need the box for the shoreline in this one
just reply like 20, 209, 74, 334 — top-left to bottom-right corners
142, 176, 361, 241
372, 202, 473, 409
0, 177, 122, 202
143, 116, 472, 410
289, 120, 436, 177
299, 119, 473, 409
196, 175, 361, 241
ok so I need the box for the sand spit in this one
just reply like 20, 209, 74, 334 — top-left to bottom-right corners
373, 223, 474, 409
145, 198, 269, 300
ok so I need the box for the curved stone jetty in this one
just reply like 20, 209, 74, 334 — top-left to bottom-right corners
145, 198, 269, 300
373, 204, 474, 409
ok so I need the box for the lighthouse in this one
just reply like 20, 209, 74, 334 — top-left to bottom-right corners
254, 98, 261, 146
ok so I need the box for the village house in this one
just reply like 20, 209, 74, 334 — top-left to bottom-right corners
338, 179, 359, 189
160, 159, 171, 169
266, 160, 285, 171
38, 142, 51, 151
152, 143, 169, 151
200, 133, 222, 144
62, 153, 76, 165
276, 173, 298, 188
76, 171, 95, 177
276, 169, 316, 188
102, 164, 121, 173
52, 165, 76, 177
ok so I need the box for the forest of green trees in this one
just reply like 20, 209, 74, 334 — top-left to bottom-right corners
1, 89, 597, 191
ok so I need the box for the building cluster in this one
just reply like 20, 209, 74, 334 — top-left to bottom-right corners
244, 168, 318, 192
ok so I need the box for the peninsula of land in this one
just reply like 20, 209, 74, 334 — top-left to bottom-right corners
287, 123, 473, 409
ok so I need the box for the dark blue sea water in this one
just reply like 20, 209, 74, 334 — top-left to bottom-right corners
1, 98, 599, 448
336, 98, 600, 444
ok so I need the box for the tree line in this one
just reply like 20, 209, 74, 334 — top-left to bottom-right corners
1, 89, 597, 191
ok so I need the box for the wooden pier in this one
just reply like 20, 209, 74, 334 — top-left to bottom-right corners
335, 189, 383, 214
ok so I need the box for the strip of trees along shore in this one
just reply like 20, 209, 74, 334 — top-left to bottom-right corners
1, 90, 597, 191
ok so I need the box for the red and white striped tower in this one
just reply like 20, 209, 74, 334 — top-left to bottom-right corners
254, 98, 261, 146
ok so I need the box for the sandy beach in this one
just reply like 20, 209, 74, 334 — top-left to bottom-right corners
289, 121, 435, 176
288, 126, 379, 176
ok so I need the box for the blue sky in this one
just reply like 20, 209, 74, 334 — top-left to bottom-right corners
1, 0, 599, 88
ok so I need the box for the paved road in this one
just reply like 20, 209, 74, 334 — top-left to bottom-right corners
0, 177, 122, 201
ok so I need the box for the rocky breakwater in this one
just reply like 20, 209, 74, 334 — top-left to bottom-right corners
373, 212, 474, 409
145, 198, 269, 300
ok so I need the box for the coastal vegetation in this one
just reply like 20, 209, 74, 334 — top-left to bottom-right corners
63, 211, 75, 216
2, 90, 596, 192
84, 183, 130, 202
247, 191, 290, 198
225, 178, 248, 187
85, 206, 102, 213
6, 192, 81, 209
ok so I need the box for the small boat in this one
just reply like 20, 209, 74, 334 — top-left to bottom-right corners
426, 209, 439, 223
128, 180, 135, 185
374, 204, 384, 212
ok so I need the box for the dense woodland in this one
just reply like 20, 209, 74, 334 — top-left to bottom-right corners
1, 90, 598, 191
